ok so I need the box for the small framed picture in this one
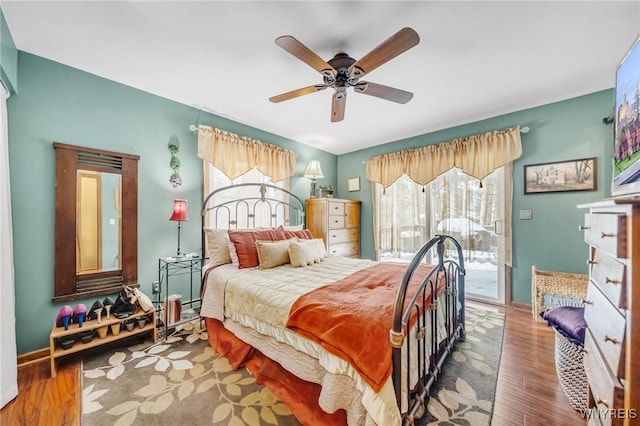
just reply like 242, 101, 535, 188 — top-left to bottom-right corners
348, 177, 361, 192
524, 157, 597, 194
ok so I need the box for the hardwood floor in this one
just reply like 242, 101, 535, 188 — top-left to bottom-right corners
1, 304, 586, 425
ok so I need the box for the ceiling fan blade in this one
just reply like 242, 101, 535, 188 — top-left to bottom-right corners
354, 81, 413, 104
349, 27, 419, 78
331, 90, 347, 122
269, 84, 327, 103
275, 36, 336, 77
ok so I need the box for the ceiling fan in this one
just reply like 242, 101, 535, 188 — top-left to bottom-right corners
269, 27, 420, 122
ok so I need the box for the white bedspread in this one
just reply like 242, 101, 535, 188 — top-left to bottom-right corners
200, 256, 446, 426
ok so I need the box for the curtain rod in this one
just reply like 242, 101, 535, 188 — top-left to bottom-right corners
190, 124, 531, 134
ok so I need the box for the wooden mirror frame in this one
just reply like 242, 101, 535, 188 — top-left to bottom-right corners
53, 142, 139, 302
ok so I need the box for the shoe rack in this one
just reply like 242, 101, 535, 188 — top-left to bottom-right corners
48, 309, 157, 377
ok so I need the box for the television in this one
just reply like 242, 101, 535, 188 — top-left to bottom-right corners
612, 34, 640, 198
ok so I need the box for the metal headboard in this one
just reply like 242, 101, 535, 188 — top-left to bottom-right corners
201, 183, 305, 261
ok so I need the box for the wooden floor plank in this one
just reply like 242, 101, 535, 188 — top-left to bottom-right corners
1, 303, 586, 425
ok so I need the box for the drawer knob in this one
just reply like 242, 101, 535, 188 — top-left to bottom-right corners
582, 299, 593, 305
578, 225, 590, 231
605, 277, 621, 285
604, 335, 620, 345
601, 232, 615, 238
596, 397, 609, 408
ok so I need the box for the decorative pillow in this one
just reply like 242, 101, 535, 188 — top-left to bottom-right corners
539, 306, 587, 346
228, 228, 287, 269
256, 238, 295, 269
224, 229, 264, 265
279, 225, 314, 240
203, 228, 232, 267
288, 238, 327, 267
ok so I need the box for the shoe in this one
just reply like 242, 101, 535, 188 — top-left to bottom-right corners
86, 300, 104, 322
73, 304, 87, 327
58, 337, 75, 350
56, 305, 73, 330
103, 297, 114, 319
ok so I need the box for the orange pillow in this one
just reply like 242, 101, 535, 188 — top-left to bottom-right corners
228, 228, 287, 269
279, 225, 314, 240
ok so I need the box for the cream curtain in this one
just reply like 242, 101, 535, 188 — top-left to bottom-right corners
366, 126, 522, 188
197, 125, 295, 182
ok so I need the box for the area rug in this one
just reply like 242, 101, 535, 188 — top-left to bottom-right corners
82, 306, 504, 426
417, 305, 505, 426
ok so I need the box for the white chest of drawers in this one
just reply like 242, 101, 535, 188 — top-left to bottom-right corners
579, 199, 640, 426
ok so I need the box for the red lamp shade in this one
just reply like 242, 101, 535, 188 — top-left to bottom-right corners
169, 199, 189, 222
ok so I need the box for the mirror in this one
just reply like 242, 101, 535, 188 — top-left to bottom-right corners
53, 142, 139, 302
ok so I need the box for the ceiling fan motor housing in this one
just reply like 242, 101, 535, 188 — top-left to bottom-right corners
326, 53, 359, 87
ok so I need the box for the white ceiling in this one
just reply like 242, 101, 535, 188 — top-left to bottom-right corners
2, 1, 640, 155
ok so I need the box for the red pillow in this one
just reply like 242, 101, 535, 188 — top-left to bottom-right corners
279, 225, 314, 240
228, 228, 287, 268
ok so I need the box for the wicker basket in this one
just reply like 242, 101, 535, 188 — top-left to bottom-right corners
554, 330, 588, 411
531, 265, 588, 322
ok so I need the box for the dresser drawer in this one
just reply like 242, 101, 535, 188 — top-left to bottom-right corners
584, 330, 625, 426
328, 215, 345, 229
583, 282, 626, 378
328, 201, 345, 215
583, 213, 627, 258
328, 242, 359, 258
328, 228, 359, 245
590, 248, 626, 309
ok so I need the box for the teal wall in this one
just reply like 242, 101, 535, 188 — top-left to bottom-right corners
8, 52, 336, 354
7, 47, 615, 352
0, 7, 17, 91
337, 90, 613, 304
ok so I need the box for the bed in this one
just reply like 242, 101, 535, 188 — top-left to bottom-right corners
199, 183, 465, 426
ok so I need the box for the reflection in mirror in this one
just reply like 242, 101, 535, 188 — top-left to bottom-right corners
76, 170, 122, 274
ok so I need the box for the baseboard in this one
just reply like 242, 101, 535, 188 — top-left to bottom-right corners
17, 348, 49, 367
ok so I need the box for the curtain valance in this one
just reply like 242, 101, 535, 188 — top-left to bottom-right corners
365, 126, 522, 189
197, 125, 296, 182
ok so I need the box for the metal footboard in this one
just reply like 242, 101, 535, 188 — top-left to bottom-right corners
390, 235, 466, 425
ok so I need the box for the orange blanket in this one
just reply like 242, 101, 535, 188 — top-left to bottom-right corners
286, 262, 443, 393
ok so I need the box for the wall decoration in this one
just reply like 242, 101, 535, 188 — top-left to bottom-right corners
348, 177, 361, 192
168, 141, 182, 187
524, 157, 597, 194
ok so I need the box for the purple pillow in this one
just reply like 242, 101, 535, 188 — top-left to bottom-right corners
539, 306, 587, 346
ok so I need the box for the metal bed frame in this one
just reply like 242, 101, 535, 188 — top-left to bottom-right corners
200, 183, 466, 425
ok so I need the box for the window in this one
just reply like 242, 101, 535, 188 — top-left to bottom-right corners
374, 167, 507, 302
203, 165, 290, 229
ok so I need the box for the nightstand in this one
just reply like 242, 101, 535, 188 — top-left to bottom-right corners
157, 255, 202, 338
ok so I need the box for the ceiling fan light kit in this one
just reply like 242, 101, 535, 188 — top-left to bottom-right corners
269, 27, 420, 122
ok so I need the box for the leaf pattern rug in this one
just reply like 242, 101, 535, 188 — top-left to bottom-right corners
82, 306, 504, 426
417, 305, 505, 426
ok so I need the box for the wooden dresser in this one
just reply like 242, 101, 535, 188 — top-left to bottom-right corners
306, 198, 360, 258
579, 199, 639, 425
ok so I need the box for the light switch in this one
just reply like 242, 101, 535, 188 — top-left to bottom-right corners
109, 218, 116, 225
519, 209, 532, 220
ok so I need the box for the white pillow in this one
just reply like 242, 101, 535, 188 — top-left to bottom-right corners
288, 238, 327, 267
203, 228, 232, 267
255, 238, 295, 269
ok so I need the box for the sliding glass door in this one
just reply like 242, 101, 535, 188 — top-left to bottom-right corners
375, 167, 507, 304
